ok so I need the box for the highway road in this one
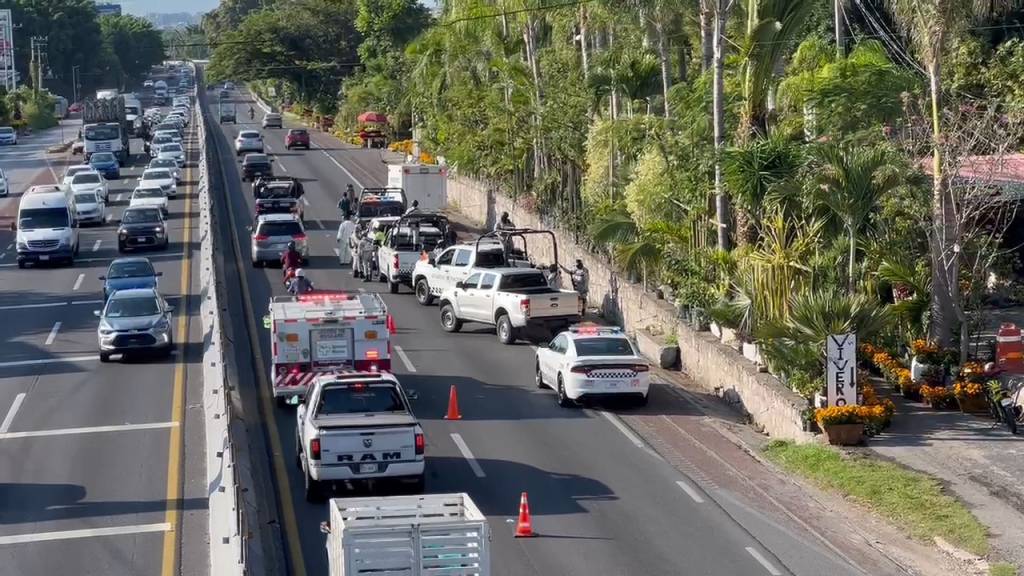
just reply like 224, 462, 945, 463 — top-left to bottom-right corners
204, 85, 863, 576
0, 113, 208, 575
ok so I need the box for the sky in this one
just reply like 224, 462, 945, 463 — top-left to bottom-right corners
120, 0, 219, 17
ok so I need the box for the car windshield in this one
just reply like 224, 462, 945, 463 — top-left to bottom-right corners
0, 127, 14, 135
317, 385, 405, 415
105, 296, 160, 318
72, 173, 101, 185
75, 192, 98, 204
84, 125, 120, 140
108, 260, 155, 279
289, 129, 307, 136
475, 250, 507, 268
161, 144, 182, 153
245, 155, 268, 164
66, 166, 90, 179
19, 207, 69, 229
574, 337, 636, 357
258, 221, 302, 236
122, 208, 161, 223
151, 160, 175, 169
256, 184, 293, 199
91, 153, 116, 163
153, 136, 171, 144
358, 202, 404, 218
499, 273, 548, 290
240, 132, 260, 139
135, 188, 164, 199
143, 171, 170, 181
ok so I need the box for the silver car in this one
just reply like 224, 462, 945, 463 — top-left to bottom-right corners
235, 130, 264, 156
94, 287, 174, 362
250, 213, 307, 266
74, 190, 106, 225
148, 158, 182, 182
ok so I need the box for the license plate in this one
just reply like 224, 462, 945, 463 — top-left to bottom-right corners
358, 463, 378, 474
39, 255, 49, 261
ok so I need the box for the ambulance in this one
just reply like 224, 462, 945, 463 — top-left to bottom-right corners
264, 292, 395, 402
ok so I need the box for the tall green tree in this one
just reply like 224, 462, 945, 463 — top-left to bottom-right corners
100, 15, 166, 88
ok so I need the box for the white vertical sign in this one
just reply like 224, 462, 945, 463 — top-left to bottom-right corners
826, 333, 858, 406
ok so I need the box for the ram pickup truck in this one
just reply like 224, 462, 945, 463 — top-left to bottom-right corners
253, 176, 305, 220
296, 372, 425, 502
376, 213, 449, 294
438, 268, 582, 344
411, 240, 532, 306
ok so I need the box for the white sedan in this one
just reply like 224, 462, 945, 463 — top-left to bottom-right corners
139, 168, 177, 198
535, 325, 650, 407
157, 142, 185, 167
74, 190, 106, 225
234, 130, 264, 155
62, 164, 95, 188
153, 129, 182, 144
130, 186, 169, 216
148, 158, 182, 183
69, 170, 109, 202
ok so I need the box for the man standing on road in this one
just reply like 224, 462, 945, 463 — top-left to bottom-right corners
338, 195, 352, 218
357, 234, 376, 280
564, 259, 589, 306
336, 216, 356, 265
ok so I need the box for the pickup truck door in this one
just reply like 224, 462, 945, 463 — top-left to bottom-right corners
455, 273, 484, 321
446, 248, 474, 287
431, 247, 456, 288
471, 273, 498, 323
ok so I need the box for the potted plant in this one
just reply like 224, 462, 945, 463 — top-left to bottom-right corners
635, 326, 680, 369
910, 339, 940, 383
815, 406, 865, 445
707, 299, 742, 348
920, 384, 954, 409
953, 381, 987, 414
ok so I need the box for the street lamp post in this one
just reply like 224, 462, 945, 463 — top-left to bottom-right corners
72, 65, 80, 103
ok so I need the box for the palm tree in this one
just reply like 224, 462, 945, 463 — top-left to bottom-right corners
724, 135, 804, 245
813, 144, 902, 293
884, 0, 1018, 347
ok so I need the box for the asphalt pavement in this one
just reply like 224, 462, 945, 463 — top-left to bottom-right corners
0, 116, 207, 575
205, 86, 863, 576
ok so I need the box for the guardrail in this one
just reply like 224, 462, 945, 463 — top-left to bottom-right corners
195, 95, 247, 574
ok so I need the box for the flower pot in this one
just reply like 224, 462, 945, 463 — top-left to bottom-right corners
910, 357, 936, 383
957, 396, 989, 415
720, 327, 739, 348
822, 423, 865, 446
742, 341, 761, 364
636, 329, 680, 369
710, 321, 722, 338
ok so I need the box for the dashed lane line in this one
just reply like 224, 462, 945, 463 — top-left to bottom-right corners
675, 479, 706, 504
598, 410, 647, 449
0, 523, 172, 546
73, 273, 84, 291
92, 239, 102, 252
450, 433, 486, 478
0, 393, 26, 434
44, 322, 61, 345
0, 355, 98, 368
0, 421, 178, 440
746, 547, 783, 576
393, 345, 417, 373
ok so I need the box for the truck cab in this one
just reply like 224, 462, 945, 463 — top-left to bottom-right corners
376, 212, 449, 294
411, 235, 536, 306
296, 372, 424, 501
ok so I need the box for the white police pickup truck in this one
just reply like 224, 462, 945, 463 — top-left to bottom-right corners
438, 267, 583, 344
296, 372, 425, 501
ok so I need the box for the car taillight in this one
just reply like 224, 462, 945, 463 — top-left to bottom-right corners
520, 298, 530, 318
633, 364, 650, 372
253, 234, 268, 241
309, 438, 321, 460
414, 433, 425, 455
293, 234, 306, 241
393, 255, 400, 270
570, 366, 590, 374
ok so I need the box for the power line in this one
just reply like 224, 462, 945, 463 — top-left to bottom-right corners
441, 0, 594, 26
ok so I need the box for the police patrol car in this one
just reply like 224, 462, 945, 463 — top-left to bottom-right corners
534, 324, 650, 407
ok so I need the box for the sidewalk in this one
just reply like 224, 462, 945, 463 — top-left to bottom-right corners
869, 388, 1024, 568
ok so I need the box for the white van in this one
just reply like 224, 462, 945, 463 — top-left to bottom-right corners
11, 185, 80, 267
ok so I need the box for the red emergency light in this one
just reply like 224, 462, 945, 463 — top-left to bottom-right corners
297, 291, 357, 302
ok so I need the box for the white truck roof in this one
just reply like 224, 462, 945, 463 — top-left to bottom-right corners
270, 293, 387, 319
327, 493, 489, 576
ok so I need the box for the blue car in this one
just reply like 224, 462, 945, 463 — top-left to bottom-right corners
100, 257, 161, 300
89, 152, 120, 179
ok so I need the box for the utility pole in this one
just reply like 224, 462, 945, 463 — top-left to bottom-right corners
834, 0, 844, 57
30, 36, 46, 92
72, 65, 80, 103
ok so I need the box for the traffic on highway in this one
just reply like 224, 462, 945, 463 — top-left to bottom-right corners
202, 76, 862, 576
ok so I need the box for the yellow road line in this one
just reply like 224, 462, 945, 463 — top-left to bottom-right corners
160, 134, 195, 576
213, 106, 307, 574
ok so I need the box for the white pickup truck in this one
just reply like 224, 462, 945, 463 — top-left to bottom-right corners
438, 267, 583, 344
411, 240, 536, 306
296, 372, 425, 502
375, 212, 450, 294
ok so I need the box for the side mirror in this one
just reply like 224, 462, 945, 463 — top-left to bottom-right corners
155, 271, 163, 277
246, 225, 253, 232
93, 310, 101, 317
538, 341, 551, 349
319, 521, 331, 535
98, 276, 106, 281
454, 281, 465, 290
9, 221, 15, 231
166, 305, 175, 313
406, 389, 419, 400
428, 255, 436, 265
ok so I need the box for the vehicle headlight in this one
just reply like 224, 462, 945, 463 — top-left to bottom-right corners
154, 226, 164, 236
153, 318, 169, 332
99, 321, 114, 336
16, 241, 27, 251
119, 230, 128, 239
58, 236, 70, 246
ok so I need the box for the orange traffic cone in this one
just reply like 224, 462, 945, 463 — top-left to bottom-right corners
514, 492, 536, 538
387, 314, 396, 335
444, 385, 462, 420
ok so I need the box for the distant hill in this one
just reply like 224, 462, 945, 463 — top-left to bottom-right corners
143, 12, 203, 29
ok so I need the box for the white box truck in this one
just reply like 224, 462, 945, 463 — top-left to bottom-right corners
322, 493, 490, 576
387, 164, 447, 212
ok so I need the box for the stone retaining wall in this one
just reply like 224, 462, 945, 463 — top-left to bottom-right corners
447, 176, 812, 442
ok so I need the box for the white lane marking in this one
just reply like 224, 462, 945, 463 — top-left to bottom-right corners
0, 253, 185, 268
318, 148, 364, 188
0, 252, 6, 259
44, 322, 62, 345
5, 243, 11, 250
746, 547, 782, 576
278, 162, 288, 173
0, 302, 67, 311
0, 421, 178, 440
69, 299, 104, 305
314, 219, 324, 230
72, 273, 84, 291
0, 522, 171, 546
332, 247, 340, 257
450, 433, 486, 478
598, 410, 646, 449
394, 345, 417, 373
301, 196, 309, 206
91, 239, 102, 252
675, 479, 706, 504
0, 355, 99, 368
0, 393, 27, 434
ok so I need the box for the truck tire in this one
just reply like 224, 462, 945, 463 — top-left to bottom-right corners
496, 314, 516, 345
415, 279, 434, 306
304, 469, 324, 503
295, 435, 303, 470
557, 376, 576, 408
440, 304, 462, 333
